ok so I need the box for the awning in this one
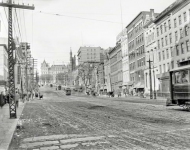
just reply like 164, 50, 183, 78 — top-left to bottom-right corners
127, 81, 134, 86
122, 85, 127, 89
134, 82, 145, 89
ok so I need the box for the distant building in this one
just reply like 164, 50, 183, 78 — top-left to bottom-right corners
109, 43, 122, 94
77, 46, 104, 64
69, 48, 76, 71
117, 28, 130, 95
41, 60, 49, 75
103, 48, 112, 92
40, 60, 68, 83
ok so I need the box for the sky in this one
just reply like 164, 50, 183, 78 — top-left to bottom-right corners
0, 0, 176, 72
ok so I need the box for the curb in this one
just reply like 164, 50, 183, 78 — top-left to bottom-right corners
0, 101, 26, 150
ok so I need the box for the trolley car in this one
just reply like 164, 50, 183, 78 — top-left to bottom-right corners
167, 60, 190, 110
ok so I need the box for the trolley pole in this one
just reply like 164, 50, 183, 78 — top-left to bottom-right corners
0, 1, 35, 118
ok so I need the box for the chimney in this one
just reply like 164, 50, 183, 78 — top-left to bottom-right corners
150, 9, 155, 19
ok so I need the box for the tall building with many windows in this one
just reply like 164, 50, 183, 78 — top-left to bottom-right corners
154, 0, 190, 97
109, 43, 122, 94
144, 18, 160, 97
77, 46, 104, 64
117, 28, 130, 95
126, 9, 158, 95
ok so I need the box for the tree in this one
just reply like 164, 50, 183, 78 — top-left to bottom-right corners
40, 74, 53, 83
56, 73, 67, 85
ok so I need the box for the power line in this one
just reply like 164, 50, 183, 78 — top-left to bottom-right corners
14, 8, 23, 42
4, 7, 20, 39
23, 9, 27, 41
18, 4, 25, 42
0, 11, 7, 31
37, 11, 124, 24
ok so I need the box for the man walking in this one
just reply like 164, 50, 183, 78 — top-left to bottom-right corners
15, 91, 20, 107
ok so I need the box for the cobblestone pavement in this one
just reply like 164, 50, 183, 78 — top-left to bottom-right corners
9, 86, 190, 150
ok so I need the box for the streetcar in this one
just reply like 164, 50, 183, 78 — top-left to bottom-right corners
167, 60, 190, 110
66, 88, 71, 95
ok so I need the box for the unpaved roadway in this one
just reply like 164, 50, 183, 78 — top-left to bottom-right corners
9, 86, 190, 150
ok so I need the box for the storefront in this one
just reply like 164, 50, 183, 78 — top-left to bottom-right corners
157, 72, 170, 98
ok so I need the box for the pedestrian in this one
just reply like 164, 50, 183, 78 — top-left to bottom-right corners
15, 91, 20, 107
38, 91, 41, 100
0, 92, 4, 108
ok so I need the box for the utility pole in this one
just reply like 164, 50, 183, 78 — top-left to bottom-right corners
147, 53, 153, 99
0, 0, 35, 118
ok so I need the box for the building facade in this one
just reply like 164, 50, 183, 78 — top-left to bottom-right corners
103, 48, 112, 93
69, 48, 76, 72
40, 60, 68, 83
126, 9, 158, 95
144, 20, 160, 97
78, 46, 104, 64
154, 0, 190, 97
109, 43, 123, 94
0, 38, 8, 83
119, 28, 130, 94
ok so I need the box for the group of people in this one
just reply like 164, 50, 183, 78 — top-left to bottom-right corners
0, 89, 42, 108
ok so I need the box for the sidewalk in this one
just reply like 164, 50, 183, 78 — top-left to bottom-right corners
98, 94, 167, 101
0, 101, 25, 150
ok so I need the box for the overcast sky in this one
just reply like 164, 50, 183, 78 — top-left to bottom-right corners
0, 0, 176, 71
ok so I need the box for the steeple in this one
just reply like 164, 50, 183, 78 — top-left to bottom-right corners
70, 47, 73, 71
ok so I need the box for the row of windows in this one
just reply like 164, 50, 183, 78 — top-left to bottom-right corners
128, 22, 143, 40
137, 57, 145, 68
157, 19, 171, 36
157, 10, 190, 37
176, 40, 190, 56
129, 71, 144, 82
87, 53, 97, 55
135, 22, 143, 34
157, 26, 189, 49
158, 48, 171, 62
110, 54, 117, 64
111, 72, 123, 83
174, 10, 190, 28
86, 49, 99, 51
129, 45, 145, 61
111, 63, 118, 73
146, 32, 155, 45
129, 40, 135, 51
136, 33, 144, 45
159, 63, 171, 73
175, 25, 189, 41
129, 52, 135, 61
111, 61, 122, 73
136, 45, 145, 57
129, 62, 135, 71
130, 73, 135, 82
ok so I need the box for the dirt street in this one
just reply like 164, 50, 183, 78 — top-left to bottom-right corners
9, 86, 190, 150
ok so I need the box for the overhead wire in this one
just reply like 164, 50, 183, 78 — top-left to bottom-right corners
37, 11, 124, 24
23, 9, 27, 41
0, 11, 8, 31
18, 0, 25, 42
14, 8, 23, 42
12, 9, 20, 40
3, 7, 19, 39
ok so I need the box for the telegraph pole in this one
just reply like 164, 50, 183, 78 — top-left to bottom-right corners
0, 0, 34, 118
147, 55, 153, 99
